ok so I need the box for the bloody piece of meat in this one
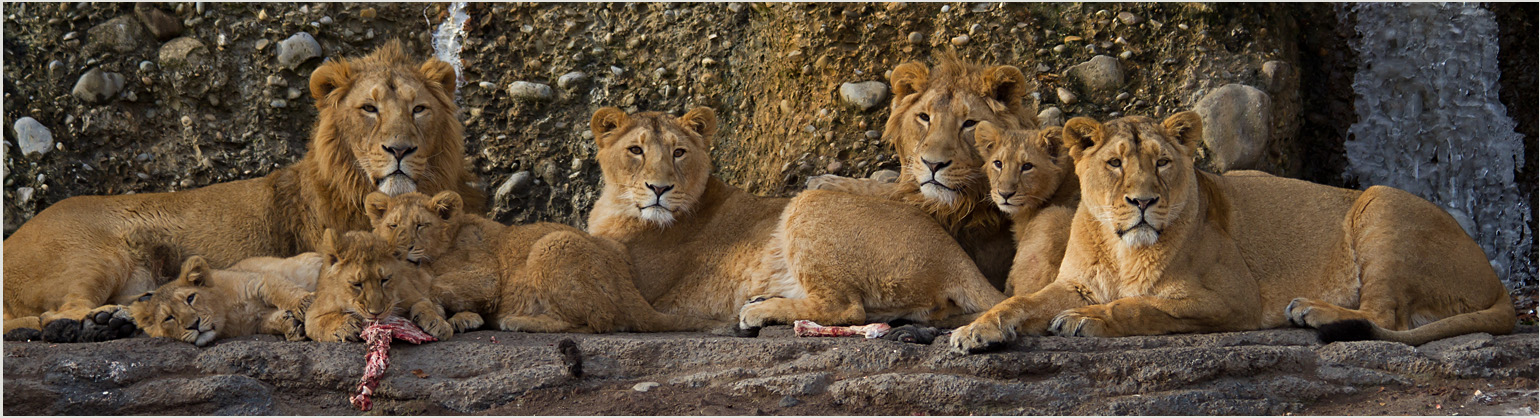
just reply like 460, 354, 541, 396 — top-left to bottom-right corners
349, 316, 437, 411
793, 320, 892, 338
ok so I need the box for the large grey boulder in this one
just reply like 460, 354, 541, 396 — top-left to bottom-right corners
1193, 84, 1273, 172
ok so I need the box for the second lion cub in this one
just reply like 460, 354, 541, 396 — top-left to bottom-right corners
365, 191, 733, 334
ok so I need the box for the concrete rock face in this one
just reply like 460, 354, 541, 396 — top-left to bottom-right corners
1193, 84, 1273, 172
4, 328, 1534, 414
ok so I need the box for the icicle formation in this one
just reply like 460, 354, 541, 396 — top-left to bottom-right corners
1344, 3, 1534, 290
429, 2, 470, 92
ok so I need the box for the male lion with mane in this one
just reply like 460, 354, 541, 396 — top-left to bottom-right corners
3, 40, 484, 342
950, 113, 1513, 352
807, 52, 1038, 288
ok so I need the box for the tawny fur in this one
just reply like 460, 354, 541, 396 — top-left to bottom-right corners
366, 191, 732, 334
305, 230, 452, 343
951, 113, 1514, 352
128, 254, 321, 345
586, 107, 1006, 330
805, 52, 1038, 288
3, 40, 485, 334
972, 122, 1080, 297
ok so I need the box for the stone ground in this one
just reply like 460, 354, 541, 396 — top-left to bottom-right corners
4, 326, 1536, 415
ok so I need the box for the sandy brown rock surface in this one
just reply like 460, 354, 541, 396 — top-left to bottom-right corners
5, 327, 1535, 415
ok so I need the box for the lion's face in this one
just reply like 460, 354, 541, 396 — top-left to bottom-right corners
308, 40, 461, 197
591, 107, 718, 227
365, 191, 460, 265
884, 59, 1035, 206
128, 256, 231, 346
1064, 112, 1204, 248
316, 230, 409, 321
974, 122, 1068, 215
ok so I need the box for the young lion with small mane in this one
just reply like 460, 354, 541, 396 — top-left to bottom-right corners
364, 190, 733, 334
305, 230, 452, 342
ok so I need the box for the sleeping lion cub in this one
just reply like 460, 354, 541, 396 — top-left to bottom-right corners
129, 253, 320, 345
587, 107, 1005, 330
366, 191, 733, 334
950, 112, 1513, 352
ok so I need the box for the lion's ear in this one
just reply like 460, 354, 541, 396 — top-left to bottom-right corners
1162, 111, 1204, 156
678, 107, 718, 142
181, 256, 211, 287
591, 107, 630, 149
309, 59, 354, 106
974, 121, 1002, 156
430, 191, 463, 221
981, 65, 1029, 106
1061, 117, 1105, 160
420, 58, 458, 95
364, 192, 391, 225
1037, 127, 1066, 161
889, 62, 930, 108
321, 229, 340, 266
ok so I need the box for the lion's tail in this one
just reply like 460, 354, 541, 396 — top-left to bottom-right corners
121, 226, 189, 282
1317, 293, 1516, 346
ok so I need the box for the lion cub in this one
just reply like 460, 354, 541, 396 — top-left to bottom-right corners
365, 191, 732, 334
305, 229, 453, 342
128, 253, 321, 346
973, 122, 1079, 296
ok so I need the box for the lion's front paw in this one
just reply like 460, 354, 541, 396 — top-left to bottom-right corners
1048, 307, 1114, 337
949, 319, 1013, 354
81, 305, 137, 342
332, 316, 364, 342
736, 296, 783, 329
416, 316, 454, 341
281, 311, 308, 342
293, 294, 316, 318
447, 312, 484, 333
1285, 297, 1333, 328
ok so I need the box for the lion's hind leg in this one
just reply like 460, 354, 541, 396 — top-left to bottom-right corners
497, 314, 583, 333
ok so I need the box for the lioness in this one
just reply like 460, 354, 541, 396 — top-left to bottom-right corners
128, 254, 321, 346
3, 40, 485, 342
950, 113, 1514, 352
973, 122, 1078, 296
305, 229, 453, 342
366, 191, 734, 334
807, 53, 1038, 288
587, 107, 1005, 330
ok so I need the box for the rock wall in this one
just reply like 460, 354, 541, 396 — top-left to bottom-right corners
4, 2, 1306, 230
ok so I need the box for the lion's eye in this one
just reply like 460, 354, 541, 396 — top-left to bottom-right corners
628, 146, 643, 155
388, 223, 398, 229
186, 294, 197, 305
353, 282, 363, 289
417, 223, 426, 230
1108, 158, 1122, 168
362, 104, 378, 113
1022, 163, 1035, 172
916, 113, 930, 123
381, 276, 391, 285
413, 105, 427, 114
673, 148, 686, 158
992, 160, 1003, 169
962, 120, 978, 129
1156, 158, 1171, 168
164, 316, 174, 323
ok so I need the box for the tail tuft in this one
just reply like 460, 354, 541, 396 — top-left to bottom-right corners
1317, 319, 1376, 344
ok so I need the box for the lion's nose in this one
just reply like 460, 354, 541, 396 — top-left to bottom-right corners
185, 318, 201, 331
383, 144, 418, 160
998, 191, 1016, 201
645, 183, 675, 197
1125, 196, 1159, 211
921, 158, 952, 174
